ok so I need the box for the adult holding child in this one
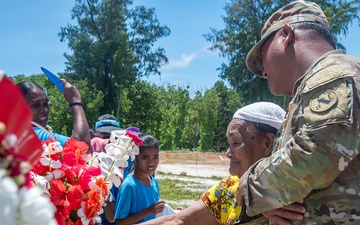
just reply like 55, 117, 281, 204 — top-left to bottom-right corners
237, 1, 360, 224
139, 102, 305, 225
17, 79, 92, 151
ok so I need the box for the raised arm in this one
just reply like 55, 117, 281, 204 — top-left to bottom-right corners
61, 78, 92, 152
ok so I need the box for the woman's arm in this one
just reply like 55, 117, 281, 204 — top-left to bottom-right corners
138, 200, 219, 225
61, 79, 92, 153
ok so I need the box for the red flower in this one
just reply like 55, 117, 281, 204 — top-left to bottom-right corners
50, 180, 84, 223
126, 131, 142, 147
62, 165, 101, 192
62, 138, 89, 166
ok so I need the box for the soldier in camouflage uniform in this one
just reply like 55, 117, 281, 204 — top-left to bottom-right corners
237, 1, 360, 224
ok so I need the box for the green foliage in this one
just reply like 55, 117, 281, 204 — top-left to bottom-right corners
212, 81, 243, 151
197, 89, 219, 151
118, 79, 244, 151
120, 80, 163, 135
205, 0, 360, 105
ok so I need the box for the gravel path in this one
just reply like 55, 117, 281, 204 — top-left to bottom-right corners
157, 163, 230, 178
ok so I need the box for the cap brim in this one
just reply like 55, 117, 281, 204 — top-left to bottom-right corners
245, 30, 276, 77
96, 126, 123, 134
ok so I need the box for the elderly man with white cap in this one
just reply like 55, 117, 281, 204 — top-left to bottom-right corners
138, 102, 304, 225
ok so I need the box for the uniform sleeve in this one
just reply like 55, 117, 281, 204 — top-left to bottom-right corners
114, 181, 134, 219
243, 76, 359, 216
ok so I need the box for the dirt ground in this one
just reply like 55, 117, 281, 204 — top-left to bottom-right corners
157, 151, 230, 178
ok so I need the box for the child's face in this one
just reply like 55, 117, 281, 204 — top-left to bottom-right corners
135, 147, 159, 175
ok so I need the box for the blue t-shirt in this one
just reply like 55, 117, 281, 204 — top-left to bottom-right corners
114, 174, 159, 223
33, 127, 69, 146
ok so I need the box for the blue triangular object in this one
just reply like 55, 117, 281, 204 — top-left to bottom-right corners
40, 67, 64, 93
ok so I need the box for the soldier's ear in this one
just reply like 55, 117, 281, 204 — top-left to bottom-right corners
282, 23, 295, 48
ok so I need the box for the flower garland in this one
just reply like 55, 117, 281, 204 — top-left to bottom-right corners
0, 73, 142, 225
31, 129, 141, 225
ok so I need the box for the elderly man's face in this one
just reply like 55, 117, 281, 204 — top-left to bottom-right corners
225, 118, 272, 177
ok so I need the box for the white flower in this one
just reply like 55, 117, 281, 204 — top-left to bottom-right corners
104, 142, 128, 158
77, 202, 91, 225
127, 144, 140, 161
89, 130, 141, 198
109, 130, 127, 145
42, 141, 62, 155
39, 158, 62, 169
44, 169, 65, 182
90, 152, 126, 188
0, 169, 19, 225
18, 186, 57, 225
30, 172, 51, 195
0, 169, 57, 225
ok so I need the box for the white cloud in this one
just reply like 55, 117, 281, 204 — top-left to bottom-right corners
162, 53, 197, 70
202, 43, 220, 55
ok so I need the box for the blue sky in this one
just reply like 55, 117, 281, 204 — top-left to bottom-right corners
1, 0, 359, 94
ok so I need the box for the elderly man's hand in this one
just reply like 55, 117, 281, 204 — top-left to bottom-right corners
262, 201, 306, 225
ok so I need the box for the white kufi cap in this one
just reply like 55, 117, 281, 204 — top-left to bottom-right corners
233, 102, 286, 130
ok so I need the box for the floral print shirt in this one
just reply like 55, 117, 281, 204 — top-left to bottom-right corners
201, 176, 241, 225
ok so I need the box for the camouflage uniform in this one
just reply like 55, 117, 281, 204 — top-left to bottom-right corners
242, 1, 360, 223
243, 50, 360, 224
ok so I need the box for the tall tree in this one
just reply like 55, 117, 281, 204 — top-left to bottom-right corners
120, 80, 163, 134
59, 0, 170, 114
205, 0, 359, 105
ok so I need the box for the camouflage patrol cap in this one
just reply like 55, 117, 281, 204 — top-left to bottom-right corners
246, 0, 329, 77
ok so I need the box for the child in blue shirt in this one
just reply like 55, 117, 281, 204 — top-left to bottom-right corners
114, 133, 165, 224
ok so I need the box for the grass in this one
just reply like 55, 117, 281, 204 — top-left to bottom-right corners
157, 171, 219, 209
156, 151, 228, 209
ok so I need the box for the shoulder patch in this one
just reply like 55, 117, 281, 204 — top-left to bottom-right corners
309, 90, 338, 112
305, 58, 355, 91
